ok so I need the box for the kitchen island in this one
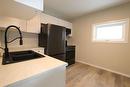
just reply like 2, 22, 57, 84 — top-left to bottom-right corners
0, 49, 67, 87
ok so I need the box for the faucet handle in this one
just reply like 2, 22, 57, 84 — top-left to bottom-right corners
20, 39, 23, 45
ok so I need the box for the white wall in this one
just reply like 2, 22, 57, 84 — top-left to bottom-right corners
71, 3, 130, 77
7, 67, 66, 87
0, 31, 2, 57
1, 30, 38, 52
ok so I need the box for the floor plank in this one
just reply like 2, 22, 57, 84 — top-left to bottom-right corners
66, 62, 130, 87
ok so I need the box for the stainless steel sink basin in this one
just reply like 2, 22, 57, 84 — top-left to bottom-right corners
2, 50, 45, 65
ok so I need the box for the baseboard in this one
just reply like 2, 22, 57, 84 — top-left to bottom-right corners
76, 60, 130, 78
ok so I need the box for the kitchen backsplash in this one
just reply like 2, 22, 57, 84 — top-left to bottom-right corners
0, 31, 2, 56
0, 30, 38, 56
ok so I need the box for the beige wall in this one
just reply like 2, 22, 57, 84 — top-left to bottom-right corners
71, 3, 130, 76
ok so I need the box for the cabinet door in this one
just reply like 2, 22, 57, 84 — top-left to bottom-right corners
27, 15, 40, 33
66, 51, 75, 65
0, 16, 27, 32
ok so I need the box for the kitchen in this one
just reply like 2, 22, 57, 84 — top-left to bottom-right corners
0, 0, 74, 87
0, 0, 130, 87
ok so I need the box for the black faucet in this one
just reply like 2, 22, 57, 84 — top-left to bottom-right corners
3, 25, 23, 64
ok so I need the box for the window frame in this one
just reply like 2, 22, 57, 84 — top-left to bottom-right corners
92, 18, 129, 43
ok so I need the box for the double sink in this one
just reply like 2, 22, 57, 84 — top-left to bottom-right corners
2, 50, 45, 65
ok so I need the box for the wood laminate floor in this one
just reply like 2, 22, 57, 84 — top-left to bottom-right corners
66, 62, 130, 87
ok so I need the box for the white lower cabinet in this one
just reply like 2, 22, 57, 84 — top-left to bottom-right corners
6, 66, 66, 87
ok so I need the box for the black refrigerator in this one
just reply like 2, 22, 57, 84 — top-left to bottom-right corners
39, 23, 66, 61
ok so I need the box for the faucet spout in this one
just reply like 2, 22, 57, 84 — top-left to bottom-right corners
3, 25, 23, 64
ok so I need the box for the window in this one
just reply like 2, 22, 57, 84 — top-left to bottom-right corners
92, 19, 129, 43
14, 0, 44, 11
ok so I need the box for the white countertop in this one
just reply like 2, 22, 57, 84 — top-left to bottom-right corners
0, 48, 68, 87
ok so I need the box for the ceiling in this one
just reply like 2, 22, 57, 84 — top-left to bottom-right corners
0, 0, 130, 21
44, 0, 130, 21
